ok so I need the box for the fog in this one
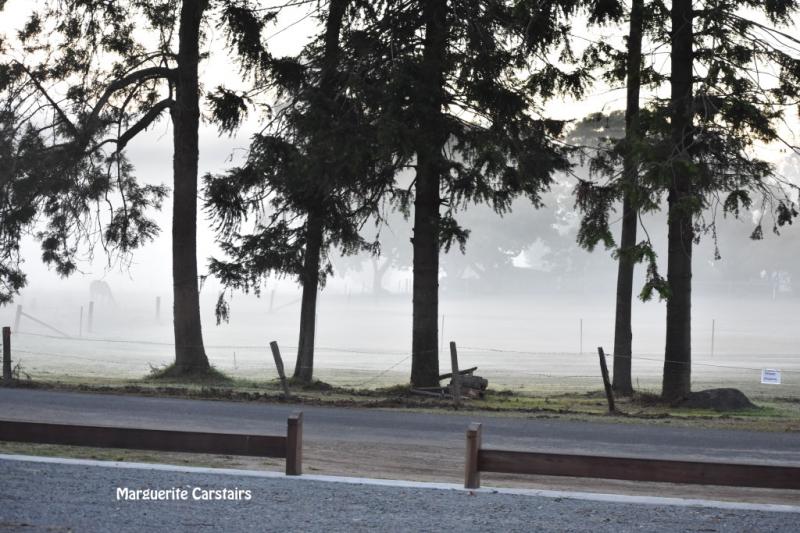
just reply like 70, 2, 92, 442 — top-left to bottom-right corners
5, 129, 799, 395
2, 1, 799, 396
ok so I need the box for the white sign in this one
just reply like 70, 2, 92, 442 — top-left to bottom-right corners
761, 369, 781, 385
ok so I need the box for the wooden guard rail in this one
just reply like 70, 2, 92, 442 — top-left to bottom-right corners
464, 422, 800, 490
0, 412, 303, 476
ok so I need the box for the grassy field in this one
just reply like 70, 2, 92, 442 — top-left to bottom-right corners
5, 292, 799, 406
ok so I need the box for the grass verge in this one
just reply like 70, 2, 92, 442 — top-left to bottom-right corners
2, 374, 799, 432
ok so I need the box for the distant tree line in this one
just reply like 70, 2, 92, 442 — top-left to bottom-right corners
1, 0, 799, 401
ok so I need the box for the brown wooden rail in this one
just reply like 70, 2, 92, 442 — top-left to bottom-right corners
0, 412, 303, 475
464, 422, 800, 490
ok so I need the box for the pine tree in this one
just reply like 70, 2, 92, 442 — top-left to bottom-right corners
571, 1, 674, 396
204, 0, 398, 383
612, 0, 645, 396
661, 0, 695, 400
2, 0, 276, 375
661, 0, 800, 400
574, 0, 800, 400
373, 0, 622, 386
0, 57, 165, 304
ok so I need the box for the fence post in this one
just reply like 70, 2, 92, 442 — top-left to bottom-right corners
449, 341, 462, 407
13, 305, 22, 332
465, 422, 482, 489
79, 306, 84, 338
711, 319, 715, 358
88, 301, 94, 333
269, 341, 292, 399
597, 347, 616, 413
286, 411, 303, 476
3, 326, 11, 382
155, 296, 161, 321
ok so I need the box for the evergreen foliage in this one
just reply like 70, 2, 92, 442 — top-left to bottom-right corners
0, 15, 167, 305
572, 0, 800, 399
366, 0, 625, 385
204, 0, 400, 381
0, 0, 278, 374
2, 0, 799, 392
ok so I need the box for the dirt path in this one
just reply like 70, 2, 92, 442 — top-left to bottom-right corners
300, 441, 800, 506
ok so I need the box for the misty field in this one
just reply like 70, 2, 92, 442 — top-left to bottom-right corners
2, 287, 798, 399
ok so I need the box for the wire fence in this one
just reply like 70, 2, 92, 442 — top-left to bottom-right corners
5, 329, 799, 400
3, 291, 799, 399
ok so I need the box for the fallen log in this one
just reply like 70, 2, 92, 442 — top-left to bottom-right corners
410, 388, 446, 398
447, 375, 489, 399
438, 366, 478, 381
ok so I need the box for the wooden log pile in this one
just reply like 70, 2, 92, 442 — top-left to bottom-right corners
440, 367, 488, 399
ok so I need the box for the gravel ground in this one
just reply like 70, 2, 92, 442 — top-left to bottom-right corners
1, 458, 799, 532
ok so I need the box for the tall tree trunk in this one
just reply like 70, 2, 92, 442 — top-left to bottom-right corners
171, 0, 209, 374
612, 0, 644, 396
292, 0, 350, 383
663, 0, 694, 401
613, 196, 637, 395
411, 0, 447, 387
294, 214, 323, 382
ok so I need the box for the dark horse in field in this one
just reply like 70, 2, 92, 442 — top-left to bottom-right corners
89, 280, 116, 307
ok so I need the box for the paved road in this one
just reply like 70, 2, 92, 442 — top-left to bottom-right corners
1, 388, 799, 463
2, 457, 798, 533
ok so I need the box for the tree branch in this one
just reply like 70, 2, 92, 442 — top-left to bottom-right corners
86, 66, 176, 130
14, 61, 80, 139
92, 98, 174, 152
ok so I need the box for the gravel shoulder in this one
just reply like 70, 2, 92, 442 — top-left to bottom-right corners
2, 457, 799, 533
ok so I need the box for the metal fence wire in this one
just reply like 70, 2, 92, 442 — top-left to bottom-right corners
4, 330, 798, 399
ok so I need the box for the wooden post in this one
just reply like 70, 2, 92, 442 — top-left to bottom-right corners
449, 341, 462, 407
79, 306, 84, 338
87, 301, 94, 333
155, 296, 161, 321
465, 422, 482, 489
269, 290, 275, 312
3, 326, 11, 382
286, 411, 303, 476
269, 341, 292, 398
597, 347, 616, 413
579, 318, 583, 354
711, 319, 715, 358
13, 305, 22, 332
